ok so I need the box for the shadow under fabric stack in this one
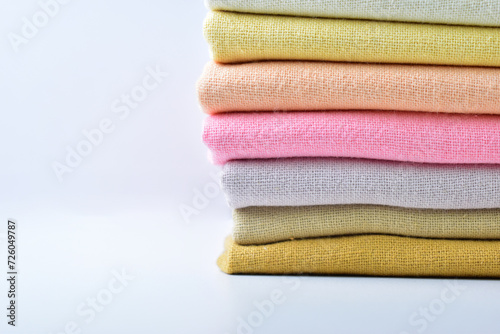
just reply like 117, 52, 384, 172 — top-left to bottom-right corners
198, 0, 500, 277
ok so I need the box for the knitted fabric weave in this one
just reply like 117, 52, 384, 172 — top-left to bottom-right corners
222, 158, 500, 210
206, 0, 500, 27
198, 61, 500, 115
204, 11, 500, 66
233, 205, 500, 245
203, 111, 500, 165
218, 235, 500, 277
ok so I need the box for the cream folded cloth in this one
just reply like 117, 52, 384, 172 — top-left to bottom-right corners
204, 11, 500, 66
206, 0, 500, 26
222, 158, 500, 209
234, 205, 500, 245
198, 61, 500, 115
218, 235, 500, 277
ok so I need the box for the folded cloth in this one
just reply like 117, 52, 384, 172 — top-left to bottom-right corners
198, 61, 500, 115
204, 11, 500, 66
203, 111, 500, 165
222, 158, 500, 209
218, 235, 500, 277
234, 205, 500, 245
206, 0, 500, 27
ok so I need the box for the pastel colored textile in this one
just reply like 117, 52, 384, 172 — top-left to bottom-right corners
203, 111, 500, 165
222, 158, 500, 209
206, 0, 500, 27
218, 235, 500, 277
198, 61, 500, 115
204, 11, 500, 66
233, 205, 500, 245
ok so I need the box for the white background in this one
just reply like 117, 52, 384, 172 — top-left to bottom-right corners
0, 1, 499, 333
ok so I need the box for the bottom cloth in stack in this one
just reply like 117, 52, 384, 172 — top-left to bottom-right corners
218, 234, 500, 278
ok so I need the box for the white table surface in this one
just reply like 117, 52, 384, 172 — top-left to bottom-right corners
1, 1, 499, 333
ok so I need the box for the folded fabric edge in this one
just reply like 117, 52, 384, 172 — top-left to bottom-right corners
195, 62, 214, 113
232, 231, 500, 246
217, 236, 234, 274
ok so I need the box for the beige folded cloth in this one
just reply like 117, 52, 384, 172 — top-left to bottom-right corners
233, 205, 500, 245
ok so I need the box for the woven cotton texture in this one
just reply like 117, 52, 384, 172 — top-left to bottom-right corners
234, 205, 500, 245
222, 158, 500, 209
204, 11, 500, 66
218, 235, 500, 277
206, 0, 500, 27
203, 111, 500, 165
198, 61, 500, 115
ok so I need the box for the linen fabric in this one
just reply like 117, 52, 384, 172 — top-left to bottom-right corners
206, 0, 500, 27
222, 158, 500, 209
203, 111, 500, 165
233, 205, 500, 245
218, 235, 500, 277
204, 11, 500, 66
198, 61, 500, 115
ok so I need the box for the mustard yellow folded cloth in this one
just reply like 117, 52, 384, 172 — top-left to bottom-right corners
218, 235, 500, 277
233, 205, 500, 245
204, 11, 500, 66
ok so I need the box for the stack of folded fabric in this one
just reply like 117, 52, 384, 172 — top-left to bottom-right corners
198, 0, 500, 277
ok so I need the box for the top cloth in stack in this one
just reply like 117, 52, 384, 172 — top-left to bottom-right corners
200, 0, 500, 278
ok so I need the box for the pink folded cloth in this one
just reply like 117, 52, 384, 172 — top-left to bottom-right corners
198, 61, 500, 115
203, 111, 500, 165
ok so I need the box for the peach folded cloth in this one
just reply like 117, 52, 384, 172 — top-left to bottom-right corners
218, 235, 500, 277
198, 61, 500, 115
203, 111, 500, 165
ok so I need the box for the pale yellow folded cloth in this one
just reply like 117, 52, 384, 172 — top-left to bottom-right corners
233, 205, 500, 245
204, 11, 500, 66
218, 235, 500, 277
